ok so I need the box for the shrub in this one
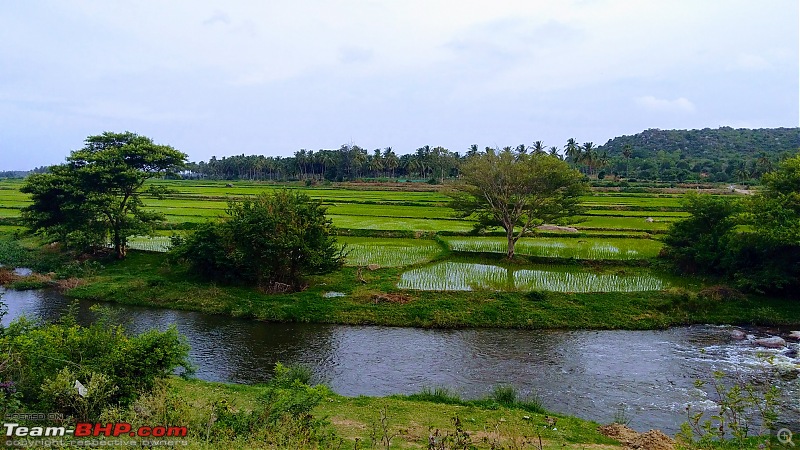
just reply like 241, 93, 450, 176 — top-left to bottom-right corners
170, 190, 345, 290
0, 309, 192, 420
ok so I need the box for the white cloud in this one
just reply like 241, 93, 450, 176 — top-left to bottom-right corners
635, 96, 696, 113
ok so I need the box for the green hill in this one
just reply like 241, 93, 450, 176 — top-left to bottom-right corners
599, 127, 799, 159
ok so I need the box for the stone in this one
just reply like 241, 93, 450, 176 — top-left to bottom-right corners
730, 330, 747, 340
787, 331, 800, 341
754, 336, 786, 349
367, 264, 380, 271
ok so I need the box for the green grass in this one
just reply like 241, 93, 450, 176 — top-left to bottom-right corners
442, 236, 663, 260
328, 214, 476, 232
338, 237, 444, 267
0, 179, 711, 236
143, 377, 623, 449
575, 216, 672, 231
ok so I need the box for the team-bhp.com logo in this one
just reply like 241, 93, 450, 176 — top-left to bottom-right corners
4, 422, 187, 438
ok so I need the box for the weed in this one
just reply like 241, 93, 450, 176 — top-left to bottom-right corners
678, 368, 780, 449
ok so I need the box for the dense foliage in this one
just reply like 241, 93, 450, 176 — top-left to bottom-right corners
450, 149, 586, 259
0, 306, 191, 421
170, 190, 344, 290
20, 132, 187, 258
662, 154, 800, 294
599, 127, 799, 182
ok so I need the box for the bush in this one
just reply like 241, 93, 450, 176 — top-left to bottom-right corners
0, 309, 192, 420
209, 363, 333, 447
170, 190, 345, 290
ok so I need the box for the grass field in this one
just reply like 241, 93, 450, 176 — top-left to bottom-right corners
0, 179, 693, 235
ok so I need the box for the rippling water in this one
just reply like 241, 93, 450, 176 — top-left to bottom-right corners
2, 288, 798, 435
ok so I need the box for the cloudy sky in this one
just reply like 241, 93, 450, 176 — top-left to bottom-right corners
1, 0, 797, 169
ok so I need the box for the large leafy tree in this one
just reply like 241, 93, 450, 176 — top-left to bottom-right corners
21, 132, 186, 258
450, 149, 586, 259
171, 190, 344, 291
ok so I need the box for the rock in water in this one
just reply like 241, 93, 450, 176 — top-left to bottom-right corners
730, 330, 747, 340
754, 336, 786, 348
788, 331, 800, 341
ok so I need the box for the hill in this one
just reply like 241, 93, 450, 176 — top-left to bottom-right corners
599, 127, 800, 159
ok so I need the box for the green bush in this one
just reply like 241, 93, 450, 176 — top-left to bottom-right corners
209, 363, 333, 447
170, 190, 345, 290
0, 309, 192, 420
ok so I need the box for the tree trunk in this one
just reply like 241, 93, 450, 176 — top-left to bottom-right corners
113, 229, 125, 259
506, 228, 516, 259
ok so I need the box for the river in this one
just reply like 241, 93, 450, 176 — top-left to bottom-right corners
1, 287, 798, 435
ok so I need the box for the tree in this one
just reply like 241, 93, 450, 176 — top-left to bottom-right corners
564, 138, 581, 167
450, 150, 586, 259
661, 194, 742, 274
622, 144, 633, 178
171, 190, 344, 291
662, 154, 800, 294
21, 132, 186, 258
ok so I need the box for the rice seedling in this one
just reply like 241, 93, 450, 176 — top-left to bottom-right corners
337, 237, 442, 267
443, 237, 663, 260
397, 261, 668, 292
125, 236, 174, 252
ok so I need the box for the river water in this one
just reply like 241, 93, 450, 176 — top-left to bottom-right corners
1, 287, 798, 435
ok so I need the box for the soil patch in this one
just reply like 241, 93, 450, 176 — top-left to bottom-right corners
599, 424, 674, 450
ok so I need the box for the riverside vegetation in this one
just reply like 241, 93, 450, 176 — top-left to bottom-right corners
0, 137, 798, 448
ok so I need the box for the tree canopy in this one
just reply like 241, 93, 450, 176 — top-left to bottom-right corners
170, 190, 344, 291
21, 132, 187, 258
450, 149, 586, 259
662, 153, 800, 294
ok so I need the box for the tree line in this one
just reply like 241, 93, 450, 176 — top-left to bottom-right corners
184, 128, 797, 184
185, 141, 618, 183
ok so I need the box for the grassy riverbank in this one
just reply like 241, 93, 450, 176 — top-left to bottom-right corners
18, 248, 796, 330
54, 378, 622, 449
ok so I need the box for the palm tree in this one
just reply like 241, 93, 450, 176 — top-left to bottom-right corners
531, 141, 546, 155
581, 142, 596, 175
383, 147, 399, 179
564, 138, 581, 166
370, 149, 383, 177
467, 144, 479, 158
622, 144, 633, 178
515, 144, 527, 155
549, 146, 561, 159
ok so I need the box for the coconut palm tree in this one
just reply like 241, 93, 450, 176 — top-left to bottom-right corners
564, 138, 581, 166
383, 147, 399, 179
581, 142, 596, 176
622, 144, 633, 178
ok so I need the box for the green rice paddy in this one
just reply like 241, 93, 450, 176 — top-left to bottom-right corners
337, 237, 442, 267
442, 236, 663, 259
0, 178, 714, 296
397, 261, 668, 292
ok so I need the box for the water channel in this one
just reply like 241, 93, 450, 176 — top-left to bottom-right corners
2, 287, 798, 435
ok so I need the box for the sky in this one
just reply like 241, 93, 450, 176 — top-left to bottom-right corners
1, 0, 798, 170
